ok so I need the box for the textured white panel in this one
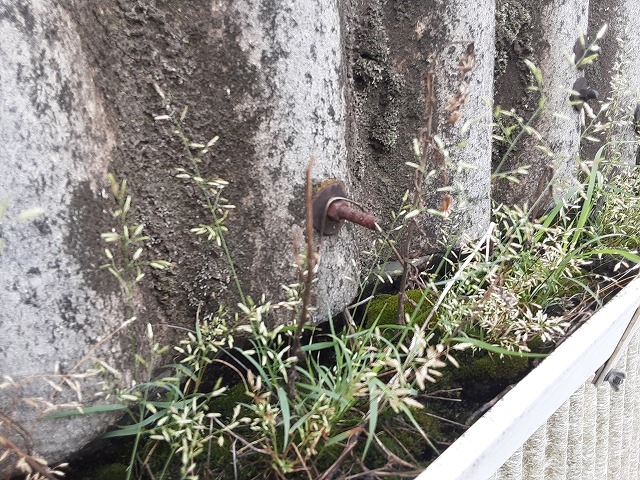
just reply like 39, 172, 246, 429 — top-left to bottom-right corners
418, 278, 640, 480
566, 385, 585, 479
606, 348, 625, 479
523, 427, 547, 479
544, 399, 569, 479
581, 376, 598, 478
624, 333, 640, 479
488, 329, 640, 480
595, 384, 611, 478
489, 446, 523, 480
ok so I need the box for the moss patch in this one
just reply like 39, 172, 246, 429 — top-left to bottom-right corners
365, 289, 437, 329
77, 464, 128, 480
446, 352, 530, 401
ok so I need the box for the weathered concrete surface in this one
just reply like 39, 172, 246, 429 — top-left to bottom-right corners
230, 0, 359, 320
0, 0, 585, 469
435, 0, 495, 242
0, 0, 127, 469
493, 0, 589, 206
346, 0, 494, 251
586, 0, 640, 166
1, 0, 359, 466
60, 0, 361, 325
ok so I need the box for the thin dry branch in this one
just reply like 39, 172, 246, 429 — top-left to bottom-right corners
397, 65, 437, 325
0, 435, 60, 480
316, 428, 362, 480
397, 43, 475, 325
289, 157, 318, 398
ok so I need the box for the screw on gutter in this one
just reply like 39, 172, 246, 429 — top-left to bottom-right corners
603, 369, 626, 392
311, 179, 379, 236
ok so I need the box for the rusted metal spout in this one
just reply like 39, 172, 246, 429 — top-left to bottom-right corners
326, 200, 378, 230
312, 179, 379, 235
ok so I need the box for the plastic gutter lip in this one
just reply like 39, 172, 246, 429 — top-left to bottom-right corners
415, 275, 640, 480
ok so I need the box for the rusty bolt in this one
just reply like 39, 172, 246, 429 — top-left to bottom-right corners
312, 180, 379, 236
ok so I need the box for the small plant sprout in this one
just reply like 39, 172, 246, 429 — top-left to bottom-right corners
101, 173, 171, 306
573, 24, 607, 69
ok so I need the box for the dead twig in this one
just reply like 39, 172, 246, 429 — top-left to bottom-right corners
290, 442, 315, 480
317, 428, 362, 480
289, 157, 318, 399
0, 435, 61, 480
397, 65, 436, 325
397, 43, 475, 325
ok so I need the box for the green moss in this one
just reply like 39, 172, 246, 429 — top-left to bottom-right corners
359, 402, 446, 470
211, 381, 248, 417
354, 57, 386, 87
365, 289, 437, 329
370, 111, 399, 151
78, 463, 128, 480
447, 352, 530, 401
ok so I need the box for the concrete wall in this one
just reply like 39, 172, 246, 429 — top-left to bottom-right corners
1, 0, 639, 470
0, 1, 126, 468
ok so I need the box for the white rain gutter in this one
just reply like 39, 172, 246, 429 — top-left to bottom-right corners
416, 275, 640, 480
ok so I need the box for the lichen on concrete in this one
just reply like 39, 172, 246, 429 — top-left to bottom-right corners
494, 1, 533, 81
345, 0, 494, 250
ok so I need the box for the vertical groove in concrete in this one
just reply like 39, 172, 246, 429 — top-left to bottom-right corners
493, 0, 589, 207
347, 0, 495, 249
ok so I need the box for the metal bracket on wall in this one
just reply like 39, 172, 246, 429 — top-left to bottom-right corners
593, 305, 640, 388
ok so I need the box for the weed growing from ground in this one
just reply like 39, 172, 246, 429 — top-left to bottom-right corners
63, 88, 455, 479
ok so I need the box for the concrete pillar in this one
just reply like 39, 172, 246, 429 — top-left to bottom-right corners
346, 0, 494, 251
0, 0, 124, 466
493, 0, 589, 207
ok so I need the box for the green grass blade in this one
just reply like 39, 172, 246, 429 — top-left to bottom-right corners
585, 248, 640, 263
235, 347, 273, 390
290, 411, 315, 436
571, 146, 605, 245
100, 410, 166, 438
362, 382, 379, 460
301, 341, 338, 352
448, 337, 548, 357
46, 403, 127, 419
276, 386, 291, 451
